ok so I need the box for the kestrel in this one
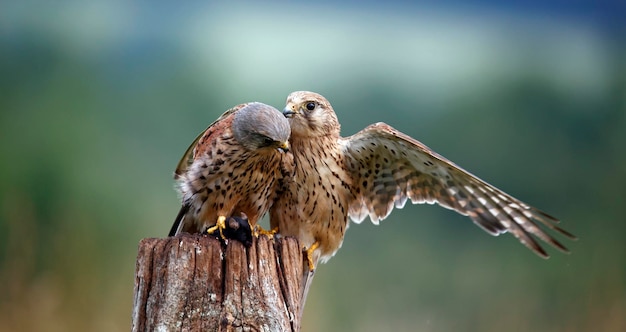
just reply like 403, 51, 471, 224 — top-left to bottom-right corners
169, 102, 293, 240
271, 91, 576, 270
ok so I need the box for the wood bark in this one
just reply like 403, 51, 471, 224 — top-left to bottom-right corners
132, 235, 314, 332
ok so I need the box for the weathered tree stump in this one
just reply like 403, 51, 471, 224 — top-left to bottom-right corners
132, 234, 315, 332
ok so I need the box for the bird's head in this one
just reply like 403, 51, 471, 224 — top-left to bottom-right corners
232, 102, 290, 153
283, 91, 340, 138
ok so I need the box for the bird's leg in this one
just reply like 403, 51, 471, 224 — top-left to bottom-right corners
206, 215, 227, 240
305, 241, 320, 271
252, 224, 279, 238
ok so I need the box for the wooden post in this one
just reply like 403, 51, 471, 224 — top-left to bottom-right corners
131, 234, 314, 332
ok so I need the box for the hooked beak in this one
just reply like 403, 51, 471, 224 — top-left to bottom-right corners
282, 106, 298, 118
277, 141, 289, 153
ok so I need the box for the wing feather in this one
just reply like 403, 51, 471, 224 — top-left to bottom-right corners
174, 104, 247, 178
342, 122, 575, 257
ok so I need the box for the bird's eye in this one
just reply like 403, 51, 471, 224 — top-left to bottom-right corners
305, 102, 316, 111
262, 136, 275, 146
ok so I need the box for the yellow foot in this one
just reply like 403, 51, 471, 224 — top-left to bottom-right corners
206, 216, 227, 240
252, 224, 279, 238
305, 241, 320, 271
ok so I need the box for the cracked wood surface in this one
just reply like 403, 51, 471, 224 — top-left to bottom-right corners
132, 235, 313, 332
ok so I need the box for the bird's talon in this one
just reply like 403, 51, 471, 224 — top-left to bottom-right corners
253, 225, 279, 238
305, 241, 320, 271
206, 215, 227, 240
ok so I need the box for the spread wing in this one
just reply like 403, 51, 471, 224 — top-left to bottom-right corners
174, 104, 246, 178
341, 122, 576, 257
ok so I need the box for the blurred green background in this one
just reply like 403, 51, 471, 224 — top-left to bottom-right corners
1, 1, 624, 331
